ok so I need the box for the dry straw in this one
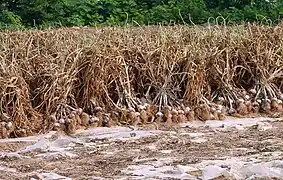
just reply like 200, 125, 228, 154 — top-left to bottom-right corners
0, 23, 283, 138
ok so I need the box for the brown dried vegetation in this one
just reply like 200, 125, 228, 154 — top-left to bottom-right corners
1, 24, 283, 138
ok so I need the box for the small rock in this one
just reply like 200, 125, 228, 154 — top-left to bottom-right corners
256, 122, 272, 131
40, 172, 71, 180
202, 165, 230, 180
235, 124, 244, 130
191, 137, 207, 143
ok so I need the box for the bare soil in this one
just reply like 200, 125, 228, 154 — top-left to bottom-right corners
0, 117, 283, 179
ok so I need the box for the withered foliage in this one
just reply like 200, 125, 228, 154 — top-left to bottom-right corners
0, 24, 283, 137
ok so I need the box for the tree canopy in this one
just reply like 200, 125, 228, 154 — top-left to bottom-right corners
1, 0, 283, 28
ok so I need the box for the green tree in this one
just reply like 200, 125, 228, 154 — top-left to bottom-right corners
0, 2, 23, 28
1, 0, 283, 28
1, 0, 62, 26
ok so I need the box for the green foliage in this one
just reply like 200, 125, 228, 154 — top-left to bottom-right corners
0, 3, 23, 29
58, 0, 103, 26
101, 0, 145, 25
0, 10, 22, 26
173, 0, 211, 24
1, 0, 283, 28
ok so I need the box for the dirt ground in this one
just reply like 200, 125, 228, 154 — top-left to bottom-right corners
0, 117, 283, 180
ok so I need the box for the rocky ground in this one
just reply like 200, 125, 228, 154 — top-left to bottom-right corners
0, 117, 283, 180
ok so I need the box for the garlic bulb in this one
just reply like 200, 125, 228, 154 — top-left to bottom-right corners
59, 118, 65, 124
156, 111, 163, 117
184, 107, 191, 114
249, 89, 256, 95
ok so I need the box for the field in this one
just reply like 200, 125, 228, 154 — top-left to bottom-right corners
0, 24, 283, 179
0, 24, 283, 137
0, 117, 283, 179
